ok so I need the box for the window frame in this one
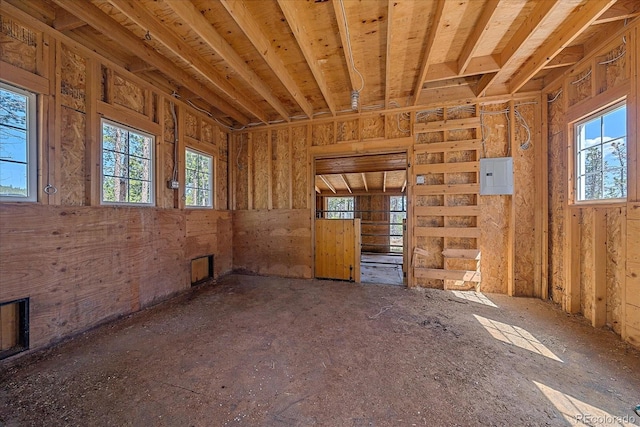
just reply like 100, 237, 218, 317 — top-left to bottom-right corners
0, 82, 38, 203
571, 100, 627, 206
100, 118, 156, 207
184, 147, 214, 209
324, 196, 355, 219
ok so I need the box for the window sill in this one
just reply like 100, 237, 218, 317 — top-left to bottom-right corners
570, 199, 627, 209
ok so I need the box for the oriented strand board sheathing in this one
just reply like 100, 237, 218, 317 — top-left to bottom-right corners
60, 108, 86, 206
606, 206, 625, 333
0, 204, 188, 349
234, 134, 249, 210
185, 112, 198, 139
385, 113, 410, 139
252, 131, 269, 210
312, 122, 334, 146
291, 126, 308, 209
272, 129, 291, 209
0, 16, 37, 72
160, 141, 176, 209
362, 115, 385, 140
164, 99, 176, 143
336, 119, 358, 142
597, 41, 628, 93
60, 44, 86, 112
513, 104, 536, 296
202, 121, 214, 146
568, 67, 592, 107
112, 74, 145, 114
547, 90, 565, 303
218, 135, 228, 210
580, 209, 594, 321
232, 210, 312, 278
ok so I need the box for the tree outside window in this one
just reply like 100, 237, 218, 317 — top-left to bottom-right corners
185, 148, 213, 208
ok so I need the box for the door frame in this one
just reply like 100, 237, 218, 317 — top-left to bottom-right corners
309, 136, 414, 286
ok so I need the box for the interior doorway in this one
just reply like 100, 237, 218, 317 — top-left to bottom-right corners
314, 152, 408, 286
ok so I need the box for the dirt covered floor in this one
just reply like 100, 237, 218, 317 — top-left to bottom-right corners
1, 274, 639, 426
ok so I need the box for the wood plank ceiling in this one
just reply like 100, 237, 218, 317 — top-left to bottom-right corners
8, 0, 638, 127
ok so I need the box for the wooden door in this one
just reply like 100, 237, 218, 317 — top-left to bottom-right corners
315, 219, 361, 282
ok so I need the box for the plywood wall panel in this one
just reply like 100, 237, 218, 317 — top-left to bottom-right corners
60, 44, 86, 112
252, 131, 269, 210
234, 134, 249, 210
218, 136, 229, 210
362, 115, 385, 139
291, 126, 308, 209
606, 206, 625, 334
386, 113, 410, 139
185, 112, 198, 139
580, 208, 594, 321
59, 107, 86, 206
272, 129, 291, 209
112, 74, 145, 114
232, 210, 312, 278
312, 122, 334, 146
336, 119, 359, 142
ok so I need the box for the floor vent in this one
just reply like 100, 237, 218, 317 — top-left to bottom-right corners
0, 298, 29, 360
191, 255, 214, 286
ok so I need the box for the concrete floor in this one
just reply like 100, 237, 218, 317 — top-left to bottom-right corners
1, 274, 640, 426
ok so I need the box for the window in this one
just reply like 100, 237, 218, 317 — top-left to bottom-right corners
389, 196, 407, 253
101, 120, 154, 205
0, 83, 37, 202
325, 196, 354, 219
575, 102, 626, 202
185, 148, 213, 208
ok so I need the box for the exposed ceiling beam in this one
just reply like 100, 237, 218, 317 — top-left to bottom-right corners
383, 172, 387, 193
543, 45, 584, 69
340, 174, 352, 194
425, 55, 500, 84
332, 0, 362, 111
320, 175, 337, 194
476, 0, 562, 96
53, 6, 85, 31
384, 0, 394, 109
423, 77, 471, 91
51, 0, 250, 124
127, 57, 155, 73
361, 173, 368, 192
315, 185, 321, 194
457, 0, 500, 75
411, 0, 446, 105
164, 0, 291, 122
277, 0, 337, 115
108, 0, 265, 124
509, 0, 617, 93
220, 0, 313, 119
593, 0, 640, 24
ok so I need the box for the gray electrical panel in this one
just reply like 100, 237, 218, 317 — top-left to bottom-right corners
480, 157, 513, 195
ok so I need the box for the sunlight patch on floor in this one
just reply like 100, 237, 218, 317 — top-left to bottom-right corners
534, 381, 636, 426
451, 291, 498, 307
473, 314, 563, 362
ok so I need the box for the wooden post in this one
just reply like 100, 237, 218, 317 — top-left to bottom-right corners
267, 129, 273, 210
564, 207, 582, 313
507, 100, 516, 296
85, 58, 101, 206
538, 93, 550, 300
177, 104, 186, 209
247, 133, 253, 210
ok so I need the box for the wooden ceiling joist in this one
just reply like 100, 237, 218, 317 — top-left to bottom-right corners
277, 0, 337, 115
340, 174, 352, 194
457, 0, 500, 75
543, 45, 584, 70
593, 0, 640, 24
51, 0, 250, 124
384, 0, 394, 109
509, 0, 618, 94
164, 0, 291, 122
127, 57, 155, 73
319, 175, 337, 194
411, 0, 446, 105
108, 0, 264, 123
220, 0, 314, 119
53, 6, 85, 31
475, 0, 562, 96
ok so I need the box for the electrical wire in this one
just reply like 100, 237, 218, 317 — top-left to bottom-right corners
170, 100, 178, 182
339, 0, 365, 93
548, 89, 563, 103
570, 68, 591, 85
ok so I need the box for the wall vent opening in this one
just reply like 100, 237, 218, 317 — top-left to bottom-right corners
0, 298, 29, 360
191, 255, 214, 286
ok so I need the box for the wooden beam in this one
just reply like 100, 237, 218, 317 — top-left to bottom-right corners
411, 0, 446, 105
220, 0, 313, 118
593, 0, 640, 24
414, 226, 480, 238
164, 0, 291, 121
509, 0, 617, 94
320, 175, 336, 194
51, 0, 250, 124
127, 57, 155, 73
414, 268, 481, 282
592, 208, 607, 327
415, 205, 479, 216
413, 183, 479, 195
457, 0, 500, 74
340, 174, 352, 194
383, 171, 387, 193
332, 0, 362, 100
543, 45, 584, 70
361, 173, 368, 192
107, 0, 263, 122
384, 0, 394, 109
277, 0, 337, 115
426, 55, 500, 84
53, 6, 85, 31
315, 185, 321, 194
477, 0, 562, 96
